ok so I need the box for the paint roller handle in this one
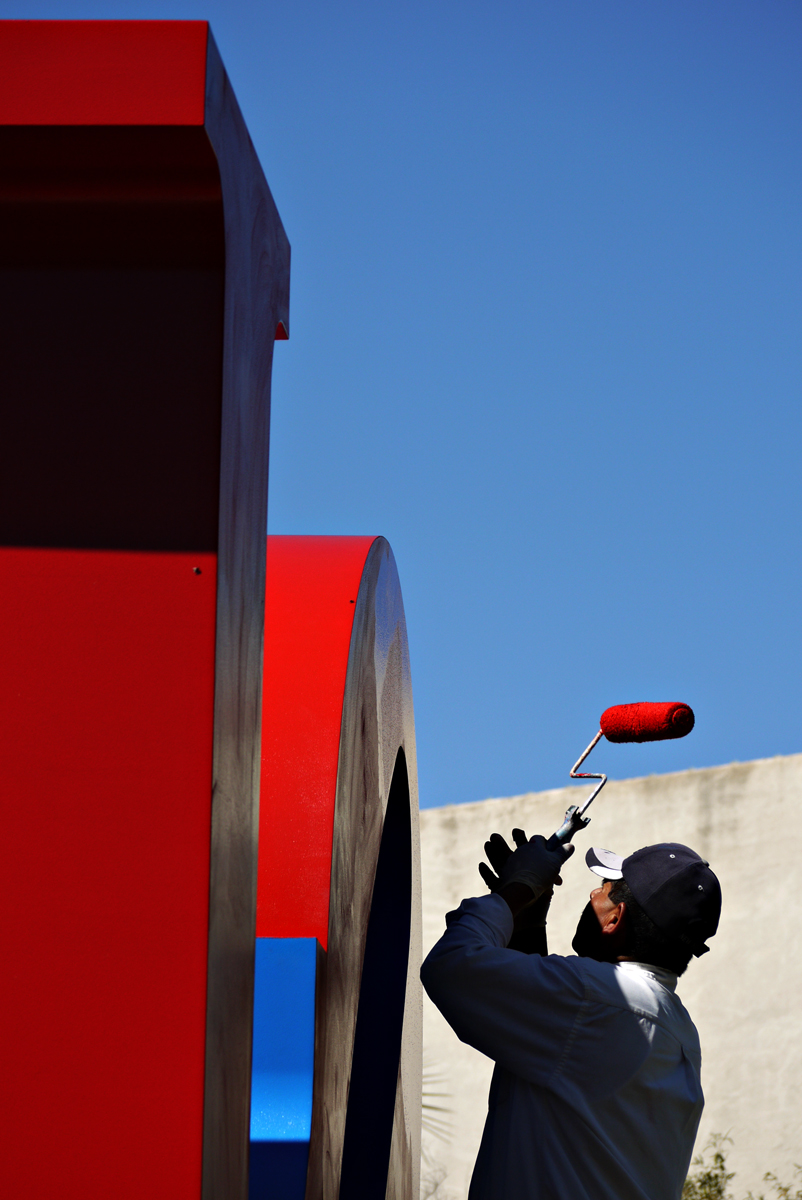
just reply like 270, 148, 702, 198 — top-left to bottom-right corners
545, 703, 697, 851
545, 728, 606, 849
547, 804, 591, 850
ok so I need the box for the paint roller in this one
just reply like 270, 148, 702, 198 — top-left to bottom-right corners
546, 702, 695, 848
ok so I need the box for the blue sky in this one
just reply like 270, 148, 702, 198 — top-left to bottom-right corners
9, 1, 802, 808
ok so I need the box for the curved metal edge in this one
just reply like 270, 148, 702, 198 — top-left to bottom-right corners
305, 536, 421, 1200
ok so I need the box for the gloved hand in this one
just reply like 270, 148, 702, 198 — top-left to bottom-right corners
479, 828, 527, 892
479, 829, 574, 900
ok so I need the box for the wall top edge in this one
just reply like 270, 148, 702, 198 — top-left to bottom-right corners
421, 750, 802, 817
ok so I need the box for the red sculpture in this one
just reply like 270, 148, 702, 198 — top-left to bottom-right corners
0, 21, 289, 1199
0, 23, 420, 1200
260, 536, 421, 1199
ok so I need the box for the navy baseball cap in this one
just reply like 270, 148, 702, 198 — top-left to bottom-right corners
585, 843, 722, 957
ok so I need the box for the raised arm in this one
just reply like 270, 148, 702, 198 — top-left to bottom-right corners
421, 836, 582, 1081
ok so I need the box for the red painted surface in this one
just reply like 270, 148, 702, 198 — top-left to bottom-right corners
600, 701, 695, 743
0, 548, 217, 1197
259, 536, 377, 947
0, 20, 208, 125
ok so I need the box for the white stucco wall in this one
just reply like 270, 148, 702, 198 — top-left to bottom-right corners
420, 753, 802, 1198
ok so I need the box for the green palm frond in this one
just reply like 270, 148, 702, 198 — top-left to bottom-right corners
421, 1056, 452, 1144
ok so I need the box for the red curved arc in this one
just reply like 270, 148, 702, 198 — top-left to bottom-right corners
258, 535, 377, 947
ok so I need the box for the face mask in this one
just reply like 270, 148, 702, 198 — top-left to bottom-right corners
572, 901, 617, 963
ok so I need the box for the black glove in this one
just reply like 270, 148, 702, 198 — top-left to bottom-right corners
479, 829, 574, 955
479, 829, 573, 897
478, 828, 528, 893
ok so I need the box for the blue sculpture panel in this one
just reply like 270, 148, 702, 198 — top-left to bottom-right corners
249, 938, 318, 1200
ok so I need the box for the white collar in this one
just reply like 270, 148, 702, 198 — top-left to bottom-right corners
616, 960, 678, 993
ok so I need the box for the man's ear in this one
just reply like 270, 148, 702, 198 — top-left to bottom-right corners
601, 900, 627, 939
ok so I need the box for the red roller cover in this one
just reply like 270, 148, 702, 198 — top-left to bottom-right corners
600, 701, 695, 743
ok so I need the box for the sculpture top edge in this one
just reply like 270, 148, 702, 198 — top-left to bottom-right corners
0, 20, 209, 126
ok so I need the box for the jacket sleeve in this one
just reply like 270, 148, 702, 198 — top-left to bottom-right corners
421, 893, 588, 1087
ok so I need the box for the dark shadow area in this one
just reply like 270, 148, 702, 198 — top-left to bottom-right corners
338, 746, 412, 1200
249, 1142, 309, 1200
0, 127, 225, 552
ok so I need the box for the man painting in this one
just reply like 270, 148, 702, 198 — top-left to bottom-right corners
421, 833, 722, 1200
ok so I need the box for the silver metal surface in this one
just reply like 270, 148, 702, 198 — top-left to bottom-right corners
202, 29, 291, 1200
549, 729, 608, 845
571, 729, 607, 815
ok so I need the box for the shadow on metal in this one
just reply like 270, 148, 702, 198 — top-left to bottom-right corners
339, 747, 412, 1200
